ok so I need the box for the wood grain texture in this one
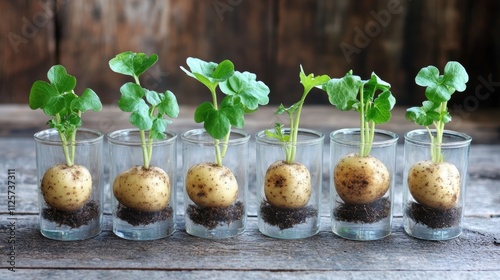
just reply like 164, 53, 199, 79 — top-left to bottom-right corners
0, 120, 499, 278
0, 0, 499, 109
0, 0, 56, 103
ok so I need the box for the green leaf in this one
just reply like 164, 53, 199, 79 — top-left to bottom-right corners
204, 110, 231, 140
212, 60, 235, 80
220, 96, 244, 128
442, 61, 469, 92
415, 65, 457, 103
71, 88, 102, 112
363, 72, 391, 104
180, 58, 234, 91
118, 82, 146, 112
219, 71, 270, 111
29, 81, 57, 109
157, 90, 180, 118
150, 118, 168, 140
129, 106, 153, 130
194, 102, 216, 123
43, 94, 66, 116
109, 51, 158, 78
47, 65, 76, 93
366, 90, 395, 124
325, 72, 362, 111
265, 123, 290, 142
405, 106, 438, 126
300, 65, 330, 94
145, 90, 161, 107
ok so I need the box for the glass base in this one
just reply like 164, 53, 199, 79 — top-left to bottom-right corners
258, 218, 319, 239
40, 219, 101, 241
332, 219, 391, 241
113, 218, 175, 240
404, 218, 462, 240
185, 218, 245, 239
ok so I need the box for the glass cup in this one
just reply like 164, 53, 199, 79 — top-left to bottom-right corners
403, 129, 471, 240
35, 128, 104, 241
181, 129, 250, 239
330, 128, 398, 241
108, 129, 177, 240
256, 128, 324, 239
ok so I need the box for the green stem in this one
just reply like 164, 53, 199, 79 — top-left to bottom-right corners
55, 113, 73, 166
210, 87, 223, 166
139, 129, 150, 169
220, 132, 230, 160
359, 87, 368, 157
287, 84, 310, 163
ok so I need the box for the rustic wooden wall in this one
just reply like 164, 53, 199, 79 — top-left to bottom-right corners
1, 0, 499, 110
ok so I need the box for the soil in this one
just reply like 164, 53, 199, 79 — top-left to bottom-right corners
407, 202, 462, 228
187, 201, 245, 230
42, 200, 99, 228
334, 197, 391, 223
116, 204, 173, 226
260, 200, 318, 230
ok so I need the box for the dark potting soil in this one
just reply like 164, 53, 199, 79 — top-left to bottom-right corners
187, 201, 245, 230
116, 204, 173, 226
334, 197, 391, 223
260, 200, 318, 230
407, 202, 462, 229
42, 200, 99, 228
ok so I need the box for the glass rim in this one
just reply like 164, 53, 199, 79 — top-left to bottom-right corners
181, 128, 250, 146
330, 128, 399, 147
107, 128, 177, 146
404, 129, 472, 147
34, 128, 103, 145
255, 128, 325, 146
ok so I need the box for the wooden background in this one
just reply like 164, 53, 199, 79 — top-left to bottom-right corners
1, 0, 499, 109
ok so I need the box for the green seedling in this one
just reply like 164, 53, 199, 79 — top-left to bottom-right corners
109, 51, 179, 212
181, 57, 270, 208
406, 61, 469, 210
325, 70, 395, 205
29, 65, 102, 211
263, 66, 330, 209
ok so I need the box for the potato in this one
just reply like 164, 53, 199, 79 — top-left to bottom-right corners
408, 160, 460, 210
41, 164, 92, 211
334, 153, 390, 205
185, 162, 238, 208
264, 160, 311, 209
113, 165, 171, 212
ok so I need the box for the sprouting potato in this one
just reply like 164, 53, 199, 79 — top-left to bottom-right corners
113, 165, 171, 212
186, 162, 238, 208
408, 160, 460, 210
41, 164, 92, 211
264, 160, 311, 209
334, 153, 390, 205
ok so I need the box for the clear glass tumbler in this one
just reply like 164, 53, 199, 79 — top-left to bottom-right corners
403, 129, 471, 240
108, 129, 177, 240
256, 128, 324, 239
330, 128, 398, 241
182, 129, 250, 239
35, 128, 104, 240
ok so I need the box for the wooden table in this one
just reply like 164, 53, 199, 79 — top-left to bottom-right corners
1, 105, 499, 279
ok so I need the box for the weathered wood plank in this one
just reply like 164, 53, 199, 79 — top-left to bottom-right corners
7, 270, 500, 280
55, 0, 274, 105
0, 0, 56, 103
1, 215, 499, 272
1, 104, 499, 144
